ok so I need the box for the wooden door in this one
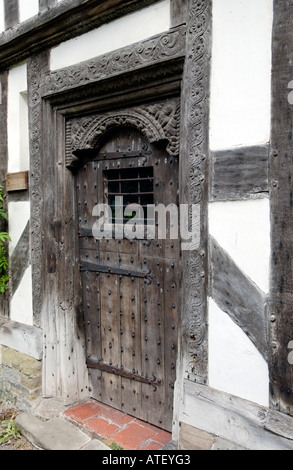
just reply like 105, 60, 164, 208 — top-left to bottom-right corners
76, 127, 180, 431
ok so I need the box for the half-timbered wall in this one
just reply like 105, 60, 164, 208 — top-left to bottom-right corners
0, 0, 293, 450
208, 0, 272, 406
5, 62, 32, 326
178, 0, 293, 451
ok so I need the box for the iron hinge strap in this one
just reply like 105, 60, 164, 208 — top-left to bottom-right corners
87, 359, 161, 391
80, 260, 155, 284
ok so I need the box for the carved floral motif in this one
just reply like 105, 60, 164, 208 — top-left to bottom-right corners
66, 99, 181, 166
180, 0, 212, 383
41, 26, 186, 97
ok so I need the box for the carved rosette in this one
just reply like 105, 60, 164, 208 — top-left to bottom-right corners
66, 99, 180, 167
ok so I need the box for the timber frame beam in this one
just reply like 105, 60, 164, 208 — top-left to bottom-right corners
269, 0, 293, 417
0, 0, 161, 70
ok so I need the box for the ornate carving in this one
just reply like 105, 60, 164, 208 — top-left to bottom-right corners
180, 0, 212, 383
66, 99, 181, 167
27, 52, 50, 328
41, 26, 186, 97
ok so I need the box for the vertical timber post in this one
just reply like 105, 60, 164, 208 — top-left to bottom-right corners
178, 0, 212, 385
0, 71, 9, 317
270, 0, 293, 416
27, 51, 50, 330
4, 0, 19, 30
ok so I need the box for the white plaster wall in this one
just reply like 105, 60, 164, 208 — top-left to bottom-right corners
19, 0, 39, 23
8, 201, 30, 257
0, 0, 4, 33
7, 63, 29, 173
10, 266, 33, 325
8, 201, 32, 325
50, 0, 171, 70
210, 0, 273, 150
208, 298, 269, 407
209, 198, 270, 293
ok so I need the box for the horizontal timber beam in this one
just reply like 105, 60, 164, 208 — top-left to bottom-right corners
181, 381, 293, 450
210, 144, 269, 201
0, 0, 161, 70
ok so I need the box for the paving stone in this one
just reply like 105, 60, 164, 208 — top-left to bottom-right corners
112, 422, 158, 450
85, 417, 120, 438
65, 401, 102, 424
34, 397, 69, 420
15, 413, 91, 450
81, 439, 110, 451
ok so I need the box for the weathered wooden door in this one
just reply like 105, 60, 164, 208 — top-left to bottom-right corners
76, 127, 180, 431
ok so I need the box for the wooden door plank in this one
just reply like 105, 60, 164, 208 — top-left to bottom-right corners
120, 275, 142, 417
140, 261, 166, 429
82, 270, 101, 361
163, 258, 179, 427
99, 272, 122, 409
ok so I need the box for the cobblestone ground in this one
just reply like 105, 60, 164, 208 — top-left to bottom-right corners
0, 402, 36, 450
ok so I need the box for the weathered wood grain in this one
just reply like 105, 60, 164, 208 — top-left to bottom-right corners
39, 0, 57, 13
178, 0, 211, 385
210, 145, 269, 201
170, 0, 187, 28
76, 128, 180, 431
27, 51, 50, 329
269, 0, 293, 416
266, 409, 293, 441
0, 71, 9, 317
0, 316, 43, 360
6, 171, 29, 192
209, 236, 268, 360
181, 381, 293, 450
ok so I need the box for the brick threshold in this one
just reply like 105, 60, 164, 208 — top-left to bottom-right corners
65, 400, 172, 451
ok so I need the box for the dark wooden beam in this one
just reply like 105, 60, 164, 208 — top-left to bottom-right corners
0, 71, 9, 317
210, 145, 269, 201
269, 0, 293, 416
179, 0, 212, 384
170, 0, 187, 27
4, 0, 19, 30
210, 236, 268, 360
40, 26, 186, 105
39, 0, 57, 13
27, 51, 50, 328
0, 0, 160, 70
0, 71, 8, 184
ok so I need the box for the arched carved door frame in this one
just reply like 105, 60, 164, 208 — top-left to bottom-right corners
65, 100, 181, 170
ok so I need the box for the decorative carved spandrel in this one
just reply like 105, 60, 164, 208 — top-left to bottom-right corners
66, 99, 181, 168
